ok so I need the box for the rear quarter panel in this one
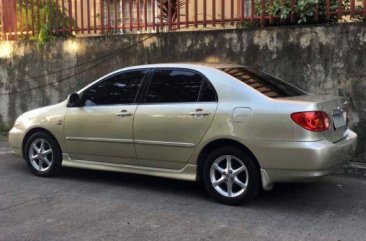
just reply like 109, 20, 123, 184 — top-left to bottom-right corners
188, 67, 326, 166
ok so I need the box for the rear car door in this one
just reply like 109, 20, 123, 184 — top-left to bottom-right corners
133, 69, 218, 170
64, 70, 147, 165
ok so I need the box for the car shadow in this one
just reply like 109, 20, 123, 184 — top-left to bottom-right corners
5, 154, 360, 213
59, 166, 207, 200
57, 166, 351, 211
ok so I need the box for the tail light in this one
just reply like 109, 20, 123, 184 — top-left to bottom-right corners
291, 111, 330, 132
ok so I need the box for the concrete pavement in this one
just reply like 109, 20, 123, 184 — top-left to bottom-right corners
0, 143, 365, 241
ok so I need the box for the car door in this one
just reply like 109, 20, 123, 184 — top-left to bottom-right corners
133, 69, 218, 170
64, 70, 147, 165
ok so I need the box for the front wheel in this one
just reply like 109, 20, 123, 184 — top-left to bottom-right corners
202, 147, 261, 205
25, 132, 62, 177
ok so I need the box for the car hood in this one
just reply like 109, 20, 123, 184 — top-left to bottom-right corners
21, 101, 67, 120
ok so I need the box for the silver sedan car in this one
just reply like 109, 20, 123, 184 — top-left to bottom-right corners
9, 63, 357, 205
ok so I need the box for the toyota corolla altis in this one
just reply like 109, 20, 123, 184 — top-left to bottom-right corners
9, 63, 357, 205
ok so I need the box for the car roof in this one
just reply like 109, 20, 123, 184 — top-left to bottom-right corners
123, 62, 243, 71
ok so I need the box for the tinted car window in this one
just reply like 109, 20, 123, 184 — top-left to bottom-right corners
199, 80, 217, 102
82, 70, 146, 106
146, 70, 203, 103
220, 67, 306, 98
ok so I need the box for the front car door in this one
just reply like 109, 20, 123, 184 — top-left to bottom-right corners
133, 69, 218, 170
64, 70, 147, 165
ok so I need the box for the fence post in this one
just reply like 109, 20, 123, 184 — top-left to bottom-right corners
230, 0, 234, 26
137, 0, 140, 30
291, 0, 296, 23
68, 0, 73, 35
212, 0, 216, 27
168, 0, 172, 30
144, 0, 148, 31
260, 0, 265, 25
203, 0, 207, 27
221, 0, 225, 26
350, 0, 355, 18
240, 0, 244, 22
87, 0, 91, 34
269, 0, 273, 24
325, 0, 330, 21
1, 0, 17, 40
186, 0, 189, 28
337, 0, 343, 20
194, 0, 198, 27
250, 0, 254, 23
314, 3, 319, 22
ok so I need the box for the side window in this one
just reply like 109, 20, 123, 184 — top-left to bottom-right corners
82, 70, 146, 106
146, 70, 203, 103
199, 80, 217, 102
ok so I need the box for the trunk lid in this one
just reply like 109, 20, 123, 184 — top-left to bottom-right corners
279, 95, 350, 143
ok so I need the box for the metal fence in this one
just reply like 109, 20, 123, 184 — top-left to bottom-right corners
1, 0, 365, 40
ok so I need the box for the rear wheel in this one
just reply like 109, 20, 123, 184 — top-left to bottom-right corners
202, 147, 260, 205
25, 132, 62, 177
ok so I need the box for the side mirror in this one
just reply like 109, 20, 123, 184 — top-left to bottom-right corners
67, 92, 82, 107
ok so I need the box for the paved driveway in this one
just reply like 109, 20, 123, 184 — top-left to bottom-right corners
0, 143, 365, 241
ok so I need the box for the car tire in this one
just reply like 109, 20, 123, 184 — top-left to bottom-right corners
202, 146, 261, 205
24, 132, 62, 177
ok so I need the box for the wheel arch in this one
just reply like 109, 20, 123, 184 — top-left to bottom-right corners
196, 139, 261, 181
22, 127, 62, 158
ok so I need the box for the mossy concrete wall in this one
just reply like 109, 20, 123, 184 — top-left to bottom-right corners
0, 23, 365, 162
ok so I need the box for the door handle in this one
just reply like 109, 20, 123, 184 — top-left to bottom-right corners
190, 109, 210, 116
116, 110, 133, 117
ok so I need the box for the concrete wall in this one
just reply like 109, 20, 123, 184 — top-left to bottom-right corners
0, 23, 365, 162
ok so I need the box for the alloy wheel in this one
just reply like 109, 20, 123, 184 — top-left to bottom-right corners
28, 138, 53, 172
210, 155, 249, 198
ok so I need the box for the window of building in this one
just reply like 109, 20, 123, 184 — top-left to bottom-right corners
103, 0, 154, 28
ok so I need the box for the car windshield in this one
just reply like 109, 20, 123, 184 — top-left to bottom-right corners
219, 67, 307, 98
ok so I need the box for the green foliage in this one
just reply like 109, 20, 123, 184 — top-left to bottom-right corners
271, 0, 292, 20
38, 23, 56, 43
17, 0, 77, 43
295, 0, 316, 23
247, 0, 364, 26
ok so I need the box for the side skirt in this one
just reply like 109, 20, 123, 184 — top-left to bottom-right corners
62, 153, 197, 181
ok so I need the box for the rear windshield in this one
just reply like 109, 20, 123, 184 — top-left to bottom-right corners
220, 67, 306, 98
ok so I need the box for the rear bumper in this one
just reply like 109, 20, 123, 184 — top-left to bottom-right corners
251, 130, 357, 185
